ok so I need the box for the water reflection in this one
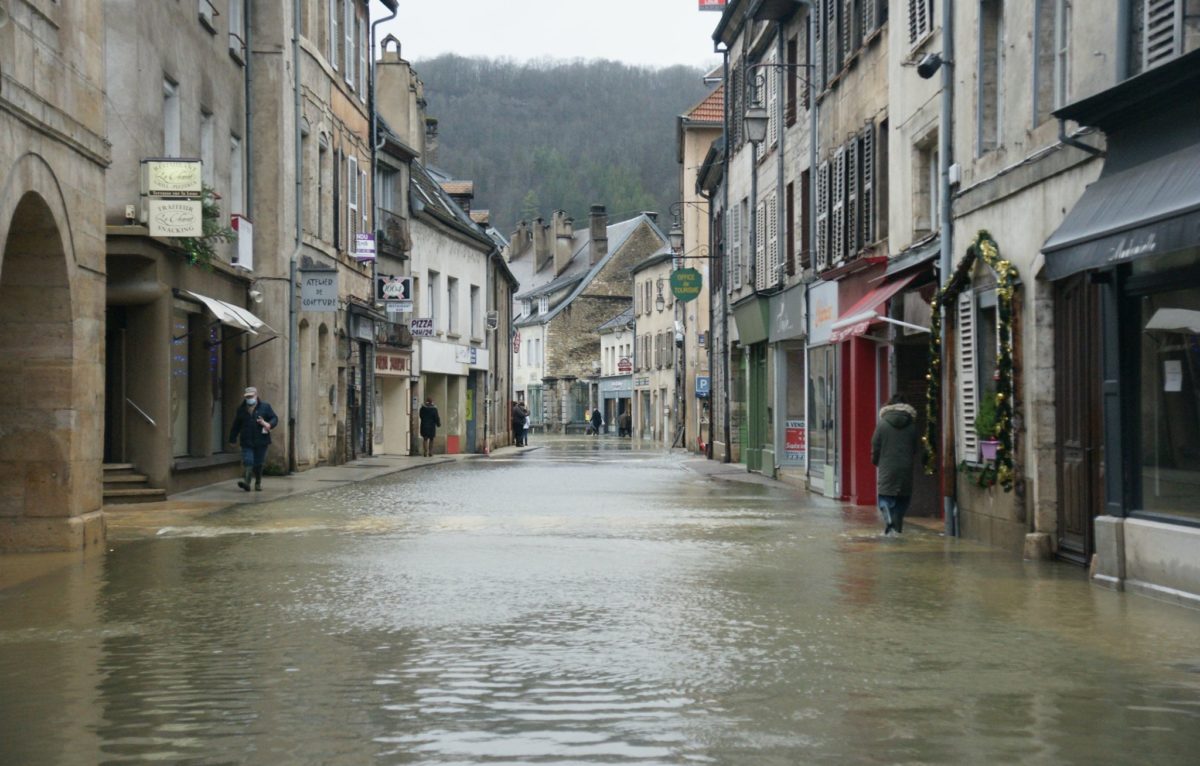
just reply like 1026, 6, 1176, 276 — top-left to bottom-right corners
1, 438, 1199, 764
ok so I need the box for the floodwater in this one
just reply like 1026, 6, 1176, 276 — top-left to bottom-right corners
2, 439, 1199, 765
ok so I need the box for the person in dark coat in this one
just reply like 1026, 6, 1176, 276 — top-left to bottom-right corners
871, 393, 920, 535
590, 408, 603, 436
511, 401, 527, 447
419, 396, 441, 457
619, 409, 632, 438
228, 386, 279, 492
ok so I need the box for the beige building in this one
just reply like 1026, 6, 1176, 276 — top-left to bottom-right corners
631, 251, 679, 444
0, 0, 109, 551
675, 85, 723, 454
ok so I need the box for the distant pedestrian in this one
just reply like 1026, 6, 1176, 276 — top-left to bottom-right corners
590, 408, 603, 436
511, 401, 527, 447
523, 407, 531, 446
871, 393, 920, 536
228, 386, 279, 492
419, 396, 441, 457
619, 409, 632, 438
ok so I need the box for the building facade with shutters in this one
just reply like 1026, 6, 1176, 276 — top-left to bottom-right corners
631, 252, 679, 445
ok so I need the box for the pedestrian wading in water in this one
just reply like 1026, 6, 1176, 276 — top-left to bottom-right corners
228, 386, 279, 492
871, 393, 920, 536
419, 396, 441, 457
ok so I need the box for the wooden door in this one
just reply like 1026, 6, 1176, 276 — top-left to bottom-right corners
1055, 275, 1103, 564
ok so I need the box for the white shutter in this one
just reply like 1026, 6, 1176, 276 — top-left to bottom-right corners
344, 0, 354, 84
842, 0, 854, 56
861, 121, 876, 246
863, 0, 877, 34
815, 161, 829, 271
847, 138, 860, 256
831, 147, 845, 263
767, 62, 779, 148
1144, 0, 1182, 70
755, 203, 766, 291
909, 0, 932, 45
731, 205, 743, 290
767, 193, 779, 286
957, 291, 979, 461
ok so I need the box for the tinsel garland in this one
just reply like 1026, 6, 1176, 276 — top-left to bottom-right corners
922, 230, 1019, 491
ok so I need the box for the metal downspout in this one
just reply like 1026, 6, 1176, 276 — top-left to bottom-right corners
938, 0, 956, 535
771, 25, 787, 478
287, 0, 303, 472
720, 44, 733, 463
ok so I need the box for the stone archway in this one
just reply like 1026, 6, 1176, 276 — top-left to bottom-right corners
0, 191, 103, 551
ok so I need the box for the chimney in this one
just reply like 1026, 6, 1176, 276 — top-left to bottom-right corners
589, 204, 608, 266
424, 117, 439, 164
534, 218, 553, 273
553, 210, 574, 276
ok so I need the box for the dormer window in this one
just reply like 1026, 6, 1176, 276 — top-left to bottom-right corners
538, 296, 549, 315
522, 299, 532, 316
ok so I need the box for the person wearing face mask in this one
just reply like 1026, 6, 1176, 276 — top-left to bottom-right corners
228, 386, 279, 492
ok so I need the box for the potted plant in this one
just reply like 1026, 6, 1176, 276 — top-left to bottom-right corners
975, 394, 999, 462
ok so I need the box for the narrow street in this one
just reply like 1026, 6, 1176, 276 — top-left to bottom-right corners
2, 438, 1198, 765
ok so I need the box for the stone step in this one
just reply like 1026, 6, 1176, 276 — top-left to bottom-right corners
103, 487, 168, 504
103, 474, 151, 484
102, 463, 136, 472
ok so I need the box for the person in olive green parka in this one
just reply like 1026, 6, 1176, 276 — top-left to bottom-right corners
871, 393, 920, 535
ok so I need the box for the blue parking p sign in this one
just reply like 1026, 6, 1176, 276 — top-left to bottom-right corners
695, 375, 711, 398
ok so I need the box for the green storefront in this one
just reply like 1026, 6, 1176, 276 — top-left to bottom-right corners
732, 295, 773, 475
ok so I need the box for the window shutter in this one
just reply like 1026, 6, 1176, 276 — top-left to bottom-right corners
731, 205, 743, 290
755, 202, 766, 291
861, 121, 876, 246
957, 291, 979, 461
768, 63, 779, 147
847, 138, 860, 256
813, 1, 825, 88
767, 193, 778, 286
831, 147, 845, 263
826, 0, 838, 77
842, 0, 854, 57
909, 0, 932, 45
863, 0, 877, 34
1144, 0, 1182, 70
815, 160, 829, 271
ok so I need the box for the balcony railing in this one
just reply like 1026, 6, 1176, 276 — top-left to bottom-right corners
375, 320, 412, 349
378, 209, 411, 259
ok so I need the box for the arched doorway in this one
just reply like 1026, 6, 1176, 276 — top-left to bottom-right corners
0, 192, 101, 551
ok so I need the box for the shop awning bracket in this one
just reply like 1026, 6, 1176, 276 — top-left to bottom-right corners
239, 335, 280, 354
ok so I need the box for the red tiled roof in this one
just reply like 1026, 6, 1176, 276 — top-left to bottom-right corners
685, 85, 724, 124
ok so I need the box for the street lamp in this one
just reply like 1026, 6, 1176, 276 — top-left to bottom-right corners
669, 220, 684, 253
655, 278, 666, 312
744, 102, 770, 145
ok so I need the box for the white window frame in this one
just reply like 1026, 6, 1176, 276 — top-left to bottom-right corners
329, 0, 339, 69
907, 0, 934, 47
538, 295, 548, 315
347, 155, 359, 248
229, 134, 244, 217
344, 0, 354, 86
198, 0, 217, 32
447, 277, 459, 335
427, 270, 439, 326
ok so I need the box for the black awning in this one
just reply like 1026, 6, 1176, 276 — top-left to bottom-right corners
1041, 141, 1200, 281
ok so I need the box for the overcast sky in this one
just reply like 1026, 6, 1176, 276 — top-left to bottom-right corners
374, 0, 725, 70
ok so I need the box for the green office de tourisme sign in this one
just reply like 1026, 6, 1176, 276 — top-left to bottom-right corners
670, 267, 703, 302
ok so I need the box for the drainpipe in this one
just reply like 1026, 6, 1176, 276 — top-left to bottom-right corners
720, 43, 732, 463
771, 25, 787, 478
244, 4, 253, 220
287, 0, 303, 472
938, 0, 956, 536
1058, 120, 1105, 158
1116, 0, 1131, 82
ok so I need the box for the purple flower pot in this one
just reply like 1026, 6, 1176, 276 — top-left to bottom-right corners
980, 439, 999, 462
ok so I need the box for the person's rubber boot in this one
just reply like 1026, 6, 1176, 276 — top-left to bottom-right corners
253, 465, 263, 491
237, 466, 252, 492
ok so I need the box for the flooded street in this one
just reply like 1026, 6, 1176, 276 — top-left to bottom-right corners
2, 438, 1199, 765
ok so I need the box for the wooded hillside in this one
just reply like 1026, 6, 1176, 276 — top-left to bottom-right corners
414, 55, 712, 236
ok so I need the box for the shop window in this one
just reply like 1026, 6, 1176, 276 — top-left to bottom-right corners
1138, 286, 1200, 520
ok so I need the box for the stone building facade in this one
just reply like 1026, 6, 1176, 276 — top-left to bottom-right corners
0, 0, 109, 551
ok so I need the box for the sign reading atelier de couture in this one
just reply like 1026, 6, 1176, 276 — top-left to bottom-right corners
300, 268, 338, 313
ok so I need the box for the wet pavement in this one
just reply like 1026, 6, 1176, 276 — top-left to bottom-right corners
2, 436, 1199, 765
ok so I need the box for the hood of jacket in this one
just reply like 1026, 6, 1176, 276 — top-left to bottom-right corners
879, 402, 917, 428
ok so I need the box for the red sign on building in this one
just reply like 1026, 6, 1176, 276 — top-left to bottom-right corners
698, 0, 727, 10
512, 330, 521, 354
617, 357, 632, 373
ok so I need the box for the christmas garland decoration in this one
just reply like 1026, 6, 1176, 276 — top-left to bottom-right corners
922, 230, 1019, 491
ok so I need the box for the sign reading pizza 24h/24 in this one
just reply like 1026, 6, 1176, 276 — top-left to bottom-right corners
670, 268, 703, 302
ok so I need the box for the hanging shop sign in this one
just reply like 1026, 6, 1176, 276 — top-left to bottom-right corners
300, 268, 338, 313
410, 317, 435, 337
355, 232, 376, 262
670, 268, 703, 302
512, 329, 521, 353
147, 198, 203, 237
141, 159, 203, 196
617, 357, 632, 373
